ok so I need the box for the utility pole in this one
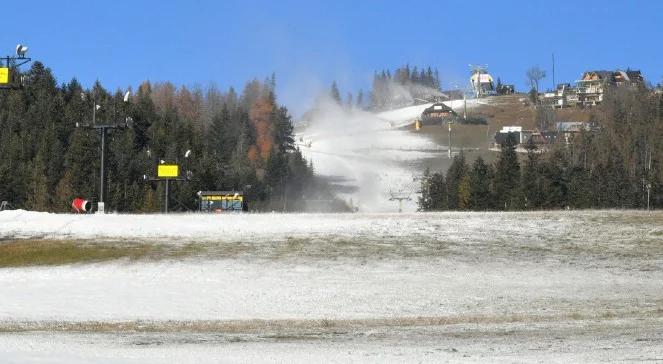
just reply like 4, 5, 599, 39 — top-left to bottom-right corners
552, 53, 556, 90
165, 179, 170, 213
646, 149, 652, 211
448, 121, 452, 159
83, 124, 125, 213
463, 92, 467, 120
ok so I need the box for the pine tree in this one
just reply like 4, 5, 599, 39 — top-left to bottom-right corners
521, 140, 543, 209
356, 89, 364, 109
567, 164, 592, 208
494, 133, 521, 210
469, 156, 493, 210
27, 153, 49, 211
54, 170, 75, 212
330, 81, 341, 104
540, 149, 569, 208
458, 173, 471, 210
273, 106, 295, 153
210, 105, 236, 162
446, 153, 468, 210
411, 66, 419, 84
429, 171, 447, 210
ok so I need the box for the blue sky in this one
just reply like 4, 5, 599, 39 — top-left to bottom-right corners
3, 0, 662, 115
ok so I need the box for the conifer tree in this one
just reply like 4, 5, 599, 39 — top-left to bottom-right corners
469, 156, 493, 210
521, 140, 543, 209
494, 133, 521, 210
330, 81, 341, 104
429, 171, 447, 210
356, 89, 364, 109
446, 153, 468, 209
540, 149, 569, 208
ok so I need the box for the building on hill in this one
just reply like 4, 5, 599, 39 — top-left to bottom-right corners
420, 103, 457, 125
490, 121, 596, 152
614, 70, 644, 86
469, 65, 494, 98
494, 126, 528, 145
555, 121, 594, 144
576, 70, 613, 106
496, 84, 515, 95
541, 83, 578, 109
576, 69, 644, 106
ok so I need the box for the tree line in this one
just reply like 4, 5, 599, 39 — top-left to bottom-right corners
0, 62, 340, 212
419, 86, 663, 211
326, 65, 443, 112
370, 65, 442, 111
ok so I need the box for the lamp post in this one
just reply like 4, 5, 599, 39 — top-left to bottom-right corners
0, 44, 32, 90
77, 91, 132, 213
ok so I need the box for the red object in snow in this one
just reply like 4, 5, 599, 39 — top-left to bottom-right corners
71, 198, 91, 213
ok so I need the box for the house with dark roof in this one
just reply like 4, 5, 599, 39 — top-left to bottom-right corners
576, 69, 644, 106
420, 103, 457, 124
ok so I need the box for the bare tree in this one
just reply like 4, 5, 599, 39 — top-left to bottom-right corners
526, 66, 546, 93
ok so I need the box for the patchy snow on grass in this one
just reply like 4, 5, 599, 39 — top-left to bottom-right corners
1, 210, 663, 362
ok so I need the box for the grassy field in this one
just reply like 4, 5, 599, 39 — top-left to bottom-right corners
0, 240, 205, 267
2, 210, 663, 267
2, 211, 663, 362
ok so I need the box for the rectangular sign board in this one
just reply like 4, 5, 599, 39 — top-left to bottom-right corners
200, 195, 243, 202
157, 164, 179, 178
0, 68, 9, 84
199, 194, 243, 212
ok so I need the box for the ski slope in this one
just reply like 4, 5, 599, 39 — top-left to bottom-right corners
298, 99, 477, 212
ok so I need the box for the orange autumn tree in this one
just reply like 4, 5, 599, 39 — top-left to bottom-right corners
248, 96, 274, 163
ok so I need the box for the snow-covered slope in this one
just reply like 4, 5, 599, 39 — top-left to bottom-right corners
375, 103, 433, 127
298, 99, 479, 212
0, 208, 589, 242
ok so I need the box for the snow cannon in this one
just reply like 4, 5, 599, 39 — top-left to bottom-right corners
71, 198, 91, 213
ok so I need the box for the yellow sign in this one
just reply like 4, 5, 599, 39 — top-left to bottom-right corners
157, 164, 179, 178
0, 68, 9, 84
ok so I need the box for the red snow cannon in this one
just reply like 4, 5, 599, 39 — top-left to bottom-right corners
71, 198, 91, 213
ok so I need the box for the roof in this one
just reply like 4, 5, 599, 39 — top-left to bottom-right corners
500, 126, 522, 133
580, 71, 614, 82
624, 70, 643, 83
198, 191, 244, 196
556, 121, 589, 132
580, 70, 643, 84
421, 102, 454, 116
